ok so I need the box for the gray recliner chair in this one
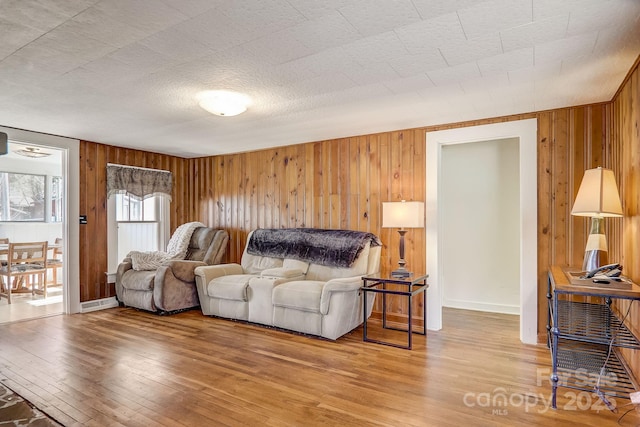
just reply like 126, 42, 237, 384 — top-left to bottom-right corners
116, 227, 229, 313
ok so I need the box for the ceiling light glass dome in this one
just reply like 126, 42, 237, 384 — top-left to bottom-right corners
197, 90, 251, 117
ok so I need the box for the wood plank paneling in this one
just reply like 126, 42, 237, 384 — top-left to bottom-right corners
78, 142, 190, 302
187, 118, 547, 326
613, 57, 640, 384
184, 106, 627, 332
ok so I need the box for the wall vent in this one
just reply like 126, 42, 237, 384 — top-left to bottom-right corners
80, 297, 118, 313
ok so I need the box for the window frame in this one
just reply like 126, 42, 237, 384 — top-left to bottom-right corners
0, 171, 47, 222
115, 191, 158, 222
106, 192, 170, 275
51, 175, 63, 222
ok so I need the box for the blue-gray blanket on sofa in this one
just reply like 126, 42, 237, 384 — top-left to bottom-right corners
246, 228, 382, 268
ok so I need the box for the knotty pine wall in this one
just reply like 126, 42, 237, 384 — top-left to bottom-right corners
188, 129, 431, 324
613, 57, 640, 382
78, 142, 191, 302
182, 107, 617, 333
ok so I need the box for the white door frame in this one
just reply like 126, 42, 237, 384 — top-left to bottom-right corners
426, 119, 538, 344
0, 126, 81, 315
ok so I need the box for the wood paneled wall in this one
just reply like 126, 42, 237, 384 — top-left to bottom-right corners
188, 129, 430, 321
185, 109, 614, 329
536, 104, 620, 311
613, 57, 640, 382
78, 142, 190, 302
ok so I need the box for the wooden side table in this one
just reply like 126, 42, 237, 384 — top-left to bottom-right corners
361, 274, 428, 349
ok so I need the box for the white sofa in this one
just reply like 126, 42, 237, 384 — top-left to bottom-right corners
194, 228, 381, 340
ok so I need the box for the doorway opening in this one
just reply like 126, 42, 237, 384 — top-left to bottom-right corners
426, 119, 538, 344
0, 127, 80, 324
441, 138, 520, 314
0, 142, 64, 323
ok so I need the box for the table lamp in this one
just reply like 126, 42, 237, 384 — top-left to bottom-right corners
571, 167, 623, 271
382, 200, 424, 278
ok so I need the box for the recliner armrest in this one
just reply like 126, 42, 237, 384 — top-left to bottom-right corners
320, 276, 363, 315
194, 263, 244, 285
116, 258, 133, 276
162, 260, 206, 283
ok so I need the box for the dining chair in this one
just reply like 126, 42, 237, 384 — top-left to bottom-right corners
47, 237, 63, 286
0, 238, 7, 289
0, 238, 8, 265
0, 241, 48, 304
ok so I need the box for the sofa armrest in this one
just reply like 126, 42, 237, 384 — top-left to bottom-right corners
194, 263, 244, 285
320, 276, 363, 315
163, 260, 206, 283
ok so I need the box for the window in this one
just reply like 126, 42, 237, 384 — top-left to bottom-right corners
51, 176, 63, 222
116, 192, 156, 222
0, 172, 46, 221
0, 172, 64, 222
106, 164, 172, 274
107, 192, 170, 274
113, 192, 167, 264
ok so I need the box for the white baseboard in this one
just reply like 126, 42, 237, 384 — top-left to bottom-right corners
443, 298, 519, 315
80, 297, 119, 313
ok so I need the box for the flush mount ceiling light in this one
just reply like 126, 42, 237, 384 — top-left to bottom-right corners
197, 90, 251, 117
14, 146, 51, 158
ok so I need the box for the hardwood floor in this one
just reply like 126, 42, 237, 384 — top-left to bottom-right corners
0, 307, 635, 426
0, 286, 63, 325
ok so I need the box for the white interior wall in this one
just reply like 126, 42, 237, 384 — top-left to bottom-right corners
426, 118, 538, 344
441, 138, 520, 314
0, 223, 63, 244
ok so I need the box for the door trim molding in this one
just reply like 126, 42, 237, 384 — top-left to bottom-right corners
426, 118, 538, 344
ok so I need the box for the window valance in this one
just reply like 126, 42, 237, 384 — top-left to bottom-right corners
106, 164, 172, 201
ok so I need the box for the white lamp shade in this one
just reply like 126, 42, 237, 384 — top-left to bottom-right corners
571, 167, 623, 217
382, 201, 425, 228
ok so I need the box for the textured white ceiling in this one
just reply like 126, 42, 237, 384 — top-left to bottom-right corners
0, 0, 639, 158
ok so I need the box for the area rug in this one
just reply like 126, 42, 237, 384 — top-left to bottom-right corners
0, 381, 60, 426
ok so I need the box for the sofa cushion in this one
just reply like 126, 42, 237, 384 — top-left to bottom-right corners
283, 258, 309, 274
306, 244, 370, 282
208, 274, 256, 301
240, 252, 283, 274
120, 269, 155, 291
272, 280, 324, 313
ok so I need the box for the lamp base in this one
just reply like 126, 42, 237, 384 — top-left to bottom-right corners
391, 268, 412, 278
582, 216, 609, 272
583, 249, 608, 272
392, 229, 412, 278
